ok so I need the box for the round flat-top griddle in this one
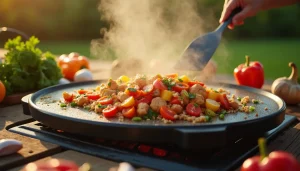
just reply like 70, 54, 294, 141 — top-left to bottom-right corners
23, 80, 286, 150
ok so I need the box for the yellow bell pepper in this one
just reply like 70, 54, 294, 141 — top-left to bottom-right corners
205, 99, 220, 112
160, 90, 173, 101
118, 75, 130, 83
207, 90, 220, 101
121, 96, 135, 107
178, 75, 190, 83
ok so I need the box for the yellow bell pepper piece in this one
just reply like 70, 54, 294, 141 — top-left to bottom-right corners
118, 75, 130, 83
121, 96, 135, 107
207, 90, 220, 101
160, 90, 173, 101
205, 99, 220, 112
178, 75, 190, 83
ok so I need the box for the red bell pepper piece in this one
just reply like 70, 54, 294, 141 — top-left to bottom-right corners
241, 138, 300, 171
234, 56, 264, 89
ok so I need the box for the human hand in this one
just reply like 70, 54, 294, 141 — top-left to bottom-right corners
219, 0, 264, 29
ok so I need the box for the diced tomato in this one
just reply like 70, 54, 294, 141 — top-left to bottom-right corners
78, 89, 88, 94
121, 96, 135, 108
103, 106, 118, 118
87, 94, 100, 100
142, 84, 154, 94
165, 73, 178, 78
125, 88, 142, 98
153, 78, 167, 90
63, 92, 74, 103
172, 82, 189, 93
217, 93, 231, 110
136, 94, 153, 105
98, 96, 113, 105
122, 106, 136, 118
170, 96, 181, 105
188, 81, 205, 87
186, 103, 201, 116
159, 106, 176, 121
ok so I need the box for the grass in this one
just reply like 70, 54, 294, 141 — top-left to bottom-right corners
37, 39, 300, 80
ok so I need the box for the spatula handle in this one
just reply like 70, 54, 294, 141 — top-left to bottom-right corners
216, 7, 242, 33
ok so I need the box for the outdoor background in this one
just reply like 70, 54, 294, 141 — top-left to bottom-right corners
1, 0, 300, 80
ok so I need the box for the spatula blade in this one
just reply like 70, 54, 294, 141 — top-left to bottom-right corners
174, 31, 221, 71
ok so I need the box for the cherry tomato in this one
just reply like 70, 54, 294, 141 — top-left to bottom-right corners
142, 84, 154, 94
98, 96, 113, 105
153, 78, 167, 91
217, 93, 230, 110
78, 89, 88, 94
0, 81, 6, 103
63, 92, 74, 103
87, 94, 100, 100
136, 94, 153, 105
172, 83, 189, 93
125, 88, 142, 98
188, 81, 205, 87
22, 158, 79, 171
170, 96, 181, 105
103, 106, 118, 118
122, 106, 136, 118
159, 106, 176, 121
186, 103, 201, 116
241, 156, 260, 171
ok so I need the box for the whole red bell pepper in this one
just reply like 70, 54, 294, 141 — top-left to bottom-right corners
234, 56, 264, 89
241, 138, 300, 171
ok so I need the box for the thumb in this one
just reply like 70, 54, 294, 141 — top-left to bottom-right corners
232, 6, 252, 25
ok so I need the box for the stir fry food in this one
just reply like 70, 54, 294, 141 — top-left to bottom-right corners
60, 74, 261, 123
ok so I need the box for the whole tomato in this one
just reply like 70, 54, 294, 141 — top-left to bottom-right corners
58, 52, 90, 81
241, 138, 300, 171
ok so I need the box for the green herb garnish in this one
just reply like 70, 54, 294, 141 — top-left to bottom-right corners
237, 97, 241, 101
108, 82, 112, 87
84, 106, 91, 110
253, 100, 259, 104
60, 103, 67, 107
205, 116, 211, 122
132, 117, 142, 122
249, 106, 255, 112
188, 93, 196, 99
205, 109, 216, 117
219, 114, 225, 120
178, 78, 183, 82
193, 103, 199, 107
98, 104, 107, 109
70, 102, 77, 107
182, 90, 189, 97
128, 88, 137, 92
142, 109, 159, 120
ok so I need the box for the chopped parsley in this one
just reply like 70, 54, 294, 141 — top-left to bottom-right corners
205, 116, 211, 122
193, 103, 199, 107
253, 99, 259, 104
219, 114, 225, 120
188, 93, 196, 99
128, 88, 137, 92
142, 109, 159, 120
237, 97, 241, 101
162, 78, 176, 90
70, 102, 77, 107
84, 106, 91, 110
182, 90, 189, 97
249, 106, 256, 112
178, 78, 183, 82
98, 104, 107, 109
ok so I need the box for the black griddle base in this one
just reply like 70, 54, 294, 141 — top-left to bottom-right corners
6, 115, 297, 171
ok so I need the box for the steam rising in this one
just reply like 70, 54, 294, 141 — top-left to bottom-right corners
92, 0, 224, 79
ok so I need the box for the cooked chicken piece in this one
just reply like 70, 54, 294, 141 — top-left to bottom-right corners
171, 104, 183, 114
134, 74, 148, 88
137, 103, 150, 116
189, 84, 206, 98
150, 97, 167, 112
77, 96, 89, 106
192, 94, 205, 105
118, 84, 127, 91
100, 88, 116, 97
107, 78, 118, 90
180, 91, 190, 105
153, 89, 160, 97
229, 101, 239, 109
117, 91, 129, 102
90, 101, 97, 110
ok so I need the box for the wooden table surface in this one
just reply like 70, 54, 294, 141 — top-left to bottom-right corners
1, 56, 300, 171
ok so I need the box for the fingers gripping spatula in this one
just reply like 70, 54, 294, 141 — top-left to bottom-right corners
174, 8, 242, 71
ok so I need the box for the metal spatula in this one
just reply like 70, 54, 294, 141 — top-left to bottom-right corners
174, 8, 242, 71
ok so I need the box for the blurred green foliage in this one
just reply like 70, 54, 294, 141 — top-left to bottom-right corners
0, 0, 299, 42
